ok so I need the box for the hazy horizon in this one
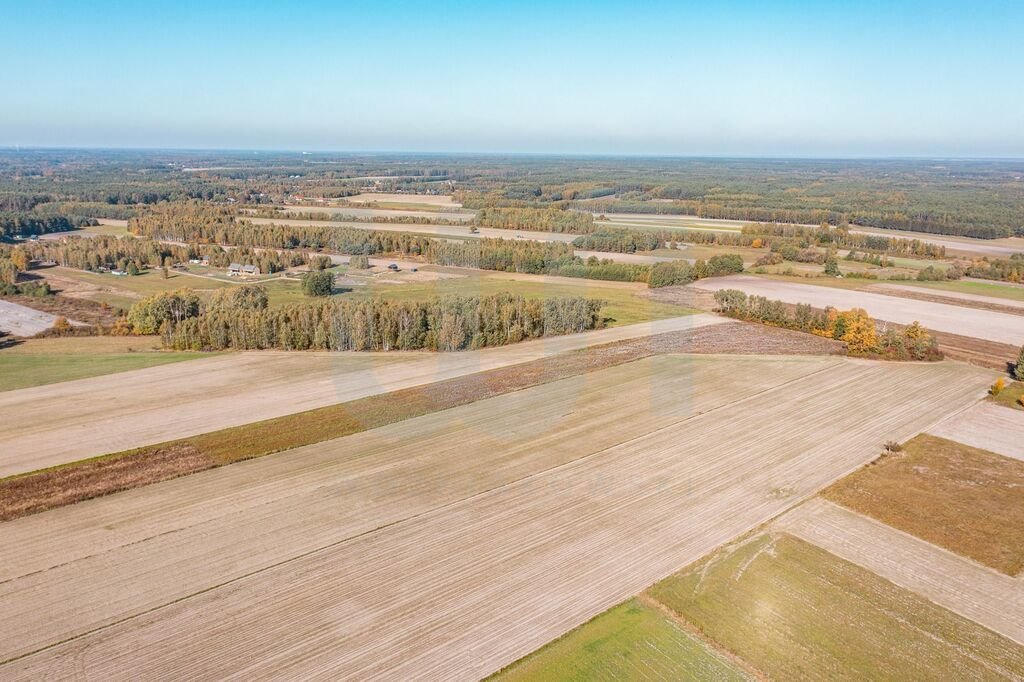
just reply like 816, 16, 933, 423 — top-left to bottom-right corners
4, 0, 1023, 156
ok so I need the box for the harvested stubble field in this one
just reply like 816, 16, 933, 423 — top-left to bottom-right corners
776, 499, 1024, 646
647, 533, 1024, 680
0, 355, 990, 678
823, 433, 1024, 574
0, 315, 723, 478
0, 319, 841, 521
692, 274, 1024, 345
927, 402, 1024, 462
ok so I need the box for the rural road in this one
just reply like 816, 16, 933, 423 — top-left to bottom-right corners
0, 313, 728, 477
692, 274, 1024, 345
0, 356, 991, 678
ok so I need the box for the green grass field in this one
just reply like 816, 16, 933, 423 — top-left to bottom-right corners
490, 599, 747, 681
991, 381, 1024, 410
344, 270, 693, 326
45, 267, 236, 309
895, 279, 1024, 302
648, 533, 1024, 681
0, 336, 210, 392
262, 268, 693, 326
77, 220, 130, 237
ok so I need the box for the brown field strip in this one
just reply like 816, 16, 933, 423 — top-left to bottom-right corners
648, 531, 1024, 680
0, 314, 722, 477
823, 433, 1024, 574
927, 402, 1024, 461
0, 356, 990, 678
0, 320, 841, 522
776, 499, 1024, 645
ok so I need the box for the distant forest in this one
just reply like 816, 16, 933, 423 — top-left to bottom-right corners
1, 150, 1022, 238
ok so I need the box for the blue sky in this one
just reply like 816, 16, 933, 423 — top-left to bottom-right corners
2, 0, 1022, 155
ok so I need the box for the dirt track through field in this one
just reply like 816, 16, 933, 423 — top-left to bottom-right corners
0, 314, 725, 477
776, 498, 1024, 644
0, 356, 990, 678
927, 402, 1024, 461
693, 274, 1024, 345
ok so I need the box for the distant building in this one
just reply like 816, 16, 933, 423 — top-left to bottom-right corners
241, 264, 259, 276
228, 263, 242, 276
200, 255, 211, 266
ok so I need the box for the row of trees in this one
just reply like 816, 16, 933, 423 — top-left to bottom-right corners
0, 212, 91, 238
964, 254, 1024, 283
741, 223, 946, 259
475, 207, 595, 234
18, 235, 307, 274
647, 255, 745, 288
571, 229, 661, 253
713, 289, 942, 360
128, 289, 605, 352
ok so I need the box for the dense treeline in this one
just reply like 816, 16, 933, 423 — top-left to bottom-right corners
475, 207, 595, 234
19, 235, 306, 274
741, 224, 946, 258
713, 289, 942, 360
648, 254, 745, 288
4, 152, 1022, 239
572, 229, 661, 253
130, 203, 436, 255
0, 212, 91, 238
129, 289, 605, 352
130, 204, 653, 283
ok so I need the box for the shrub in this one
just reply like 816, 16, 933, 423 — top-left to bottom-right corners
301, 270, 334, 297
17, 280, 51, 297
50, 316, 71, 336
884, 440, 903, 453
349, 254, 370, 269
823, 258, 841, 277
1016, 345, 1024, 381
309, 255, 332, 271
990, 378, 1006, 396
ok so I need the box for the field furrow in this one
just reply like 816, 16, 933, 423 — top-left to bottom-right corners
0, 356, 990, 679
